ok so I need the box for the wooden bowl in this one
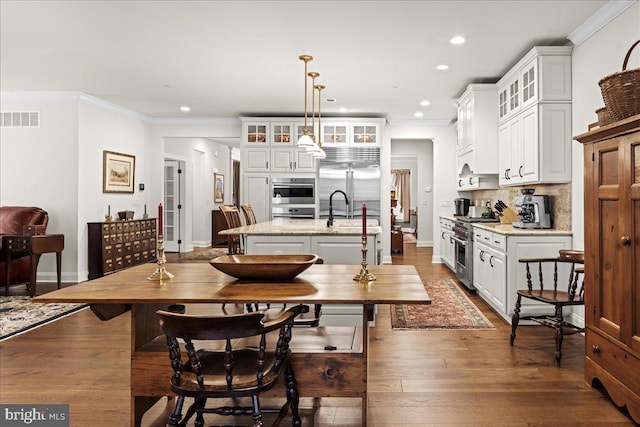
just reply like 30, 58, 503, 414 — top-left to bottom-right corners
210, 254, 319, 280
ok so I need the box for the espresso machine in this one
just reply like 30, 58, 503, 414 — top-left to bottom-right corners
512, 189, 552, 229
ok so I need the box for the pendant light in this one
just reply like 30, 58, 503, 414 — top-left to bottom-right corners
306, 71, 322, 155
313, 84, 327, 159
297, 55, 314, 147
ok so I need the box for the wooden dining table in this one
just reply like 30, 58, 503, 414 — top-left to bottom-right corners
34, 262, 430, 426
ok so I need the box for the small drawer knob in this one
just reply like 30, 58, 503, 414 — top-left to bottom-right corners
621, 236, 631, 246
592, 345, 600, 354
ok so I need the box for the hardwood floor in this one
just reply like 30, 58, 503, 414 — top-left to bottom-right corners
1, 244, 636, 426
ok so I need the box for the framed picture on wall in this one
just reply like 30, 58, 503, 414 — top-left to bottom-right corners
214, 173, 224, 203
103, 150, 135, 193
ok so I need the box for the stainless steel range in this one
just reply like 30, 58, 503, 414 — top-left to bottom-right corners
452, 217, 499, 290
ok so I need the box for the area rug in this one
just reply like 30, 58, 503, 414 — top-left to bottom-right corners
177, 247, 228, 262
0, 296, 88, 341
403, 233, 417, 243
391, 278, 494, 330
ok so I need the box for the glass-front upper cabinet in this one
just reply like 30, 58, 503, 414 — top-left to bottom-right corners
497, 74, 521, 123
521, 59, 537, 108
321, 123, 349, 147
244, 123, 268, 145
498, 89, 508, 121
271, 123, 293, 145
351, 124, 379, 146
509, 79, 519, 113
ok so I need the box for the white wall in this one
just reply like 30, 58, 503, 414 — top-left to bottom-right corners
77, 97, 152, 279
571, 2, 640, 251
0, 94, 80, 281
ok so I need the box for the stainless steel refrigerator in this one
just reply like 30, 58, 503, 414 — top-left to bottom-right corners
318, 147, 381, 222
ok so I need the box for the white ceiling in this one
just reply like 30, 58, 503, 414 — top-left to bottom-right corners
0, 1, 612, 124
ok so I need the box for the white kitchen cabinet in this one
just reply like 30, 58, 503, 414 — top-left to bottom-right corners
320, 119, 383, 147
242, 173, 270, 223
243, 147, 270, 172
270, 147, 317, 173
439, 218, 455, 271
472, 226, 572, 324
311, 235, 377, 266
351, 123, 380, 146
497, 46, 572, 124
246, 235, 311, 254
498, 103, 571, 186
243, 122, 269, 145
320, 123, 349, 147
270, 123, 294, 145
455, 84, 499, 190
497, 46, 572, 186
473, 233, 507, 314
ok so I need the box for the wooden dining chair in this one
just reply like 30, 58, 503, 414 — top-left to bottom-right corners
241, 204, 258, 225
156, 305, 307, 427
220, 205, 243, 254
510, 249, 585, 366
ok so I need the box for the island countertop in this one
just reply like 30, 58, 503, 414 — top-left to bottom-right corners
219, 218, 382, 236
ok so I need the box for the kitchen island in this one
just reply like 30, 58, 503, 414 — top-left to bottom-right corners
220, 218, 383, 326
220, 218, 382, 265
34, 262, 429, 427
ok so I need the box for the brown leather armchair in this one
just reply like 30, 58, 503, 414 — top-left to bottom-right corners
0, 206, 49, 295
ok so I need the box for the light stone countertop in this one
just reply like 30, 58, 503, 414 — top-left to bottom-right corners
219, 218, 382, 236
472, 223, 573, 236
439, 216, 572, 236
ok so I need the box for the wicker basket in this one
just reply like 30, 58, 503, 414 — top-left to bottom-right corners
599, 39, 640, 121
596, 107, 615, 127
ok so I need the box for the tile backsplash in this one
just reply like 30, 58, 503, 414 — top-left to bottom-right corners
472, 183, 571, 230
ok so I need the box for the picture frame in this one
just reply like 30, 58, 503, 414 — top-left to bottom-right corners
103, 150, 135, 193
214, 173, 224, 203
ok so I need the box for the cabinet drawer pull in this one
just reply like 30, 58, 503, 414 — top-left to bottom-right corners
592, 345, 600, 354
621, 236, 631, 246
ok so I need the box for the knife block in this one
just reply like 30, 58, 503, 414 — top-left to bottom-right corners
500, 208, 520, 224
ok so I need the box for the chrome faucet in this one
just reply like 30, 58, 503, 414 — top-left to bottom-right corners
327, 190, 349, 227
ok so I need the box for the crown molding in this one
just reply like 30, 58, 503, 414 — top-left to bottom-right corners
150, 117, 241, 126
568, 0, 637, 46
387, 118, 453, 127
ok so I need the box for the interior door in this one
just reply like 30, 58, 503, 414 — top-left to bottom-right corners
163, 160, 181, 252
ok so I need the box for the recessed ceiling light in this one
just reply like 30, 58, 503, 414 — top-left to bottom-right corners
436, 64, 449, 71
420, 100, 431, 106
180, 106, 191, 112
339, 107, 348, 113
450, 36, 466, 45
414, 112, 424, 118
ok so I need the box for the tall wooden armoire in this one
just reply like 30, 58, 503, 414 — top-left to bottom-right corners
575, 114, 640, 423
